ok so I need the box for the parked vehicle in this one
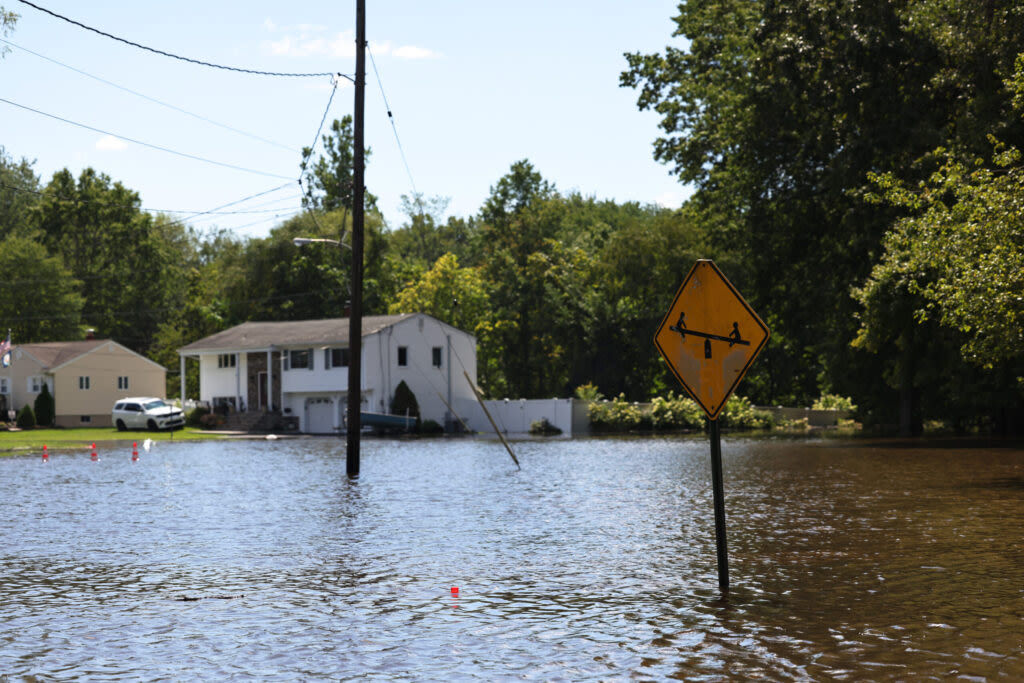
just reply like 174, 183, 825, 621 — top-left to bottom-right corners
112, 397, 185, 431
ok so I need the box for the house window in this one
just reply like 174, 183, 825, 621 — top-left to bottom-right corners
432, 346, 443, 368
327, 348, 349, 368
0, 377, 7, 394
79, 376, 90, 390
397, 346, 408, 367
28, 376, 42, 393
218, 353, 237, 368
80, 415, 91, 424
118, 376, 129, 390
289, 349, 311, 370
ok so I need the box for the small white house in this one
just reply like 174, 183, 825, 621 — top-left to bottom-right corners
178, 313, 478, 433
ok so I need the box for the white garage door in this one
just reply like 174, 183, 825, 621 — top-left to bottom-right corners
305, 398, 335, 434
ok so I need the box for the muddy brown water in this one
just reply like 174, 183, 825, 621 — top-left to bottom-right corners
1, 435, 1021, 680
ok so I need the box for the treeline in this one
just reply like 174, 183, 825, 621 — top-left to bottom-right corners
2, 0, 1023, 434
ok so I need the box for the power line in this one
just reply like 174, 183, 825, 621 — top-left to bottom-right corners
0, 96, 295, 181
0, 38, 299, 152
14, 0, 353, 81
367, 43, 420, 203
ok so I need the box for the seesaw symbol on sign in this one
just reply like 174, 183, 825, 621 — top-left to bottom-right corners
654, 260, 769, 421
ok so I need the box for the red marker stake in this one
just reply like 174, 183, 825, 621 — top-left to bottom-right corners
42, 444, 48, 462
132, 442, 139, 462
90, 442, 98, 462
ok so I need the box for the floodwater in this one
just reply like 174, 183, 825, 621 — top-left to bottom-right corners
1, 435, 1021, 681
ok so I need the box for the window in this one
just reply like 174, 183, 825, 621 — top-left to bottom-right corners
80, 415, 91, 424
397, 346, 408, 367
79, 376, 90, 390
0, 377, 7, 394
326, 347, 349, 368
289, 349, 311, 370
118, 376, 129, 390
432, 346, 443, 368
217, 353, 237, 368
28, 376, 42, 393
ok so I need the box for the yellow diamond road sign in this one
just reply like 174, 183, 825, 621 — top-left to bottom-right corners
654, 260, 770, 421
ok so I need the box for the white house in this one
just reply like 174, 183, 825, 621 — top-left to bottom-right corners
177, 313, 478, 433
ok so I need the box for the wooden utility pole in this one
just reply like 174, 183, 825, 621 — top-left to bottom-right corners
347, 0, 366, 478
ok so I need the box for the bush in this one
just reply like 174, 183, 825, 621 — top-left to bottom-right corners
650, 391, 704, 430
390, 380, 420, 421
529, 418, 562, 436
588, 394, 649, 432
198, 412, 225, 430
16, 404, 36, 429
574, 382, 604, 401
419, 419, 444, 434
34, 384, 55, 427
186, 406, 210, 427
812, 393, 857, 412
719, 395, 774, 430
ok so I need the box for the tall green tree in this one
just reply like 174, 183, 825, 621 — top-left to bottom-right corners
0, 235, 83, 342
0, 147, 39, 238
623, 0, 1024, 417
30, 168, 187, 351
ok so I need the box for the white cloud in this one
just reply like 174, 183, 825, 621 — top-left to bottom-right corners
393, 45, 439, 60
263, 18, 276, 32
96, 135, 127, 151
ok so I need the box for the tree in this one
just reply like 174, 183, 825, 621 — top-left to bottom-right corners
30, 169, 188, 352
0, 147, 39, 238
33, 382, 54, 427
300, 116, 378, 226
0, 6, 16, 59
0, 235, 83, 342
622, 0, 1024, 413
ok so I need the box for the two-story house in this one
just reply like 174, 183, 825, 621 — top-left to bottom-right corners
177, 313, 478, 433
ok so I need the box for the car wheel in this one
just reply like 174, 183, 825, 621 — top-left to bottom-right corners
147, 419, 158, 431
116, 419, 127, 432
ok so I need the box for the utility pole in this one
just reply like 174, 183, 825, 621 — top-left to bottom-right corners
347, 0, 366, 478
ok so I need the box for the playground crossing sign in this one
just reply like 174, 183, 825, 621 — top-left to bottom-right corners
654, 260, 769, 421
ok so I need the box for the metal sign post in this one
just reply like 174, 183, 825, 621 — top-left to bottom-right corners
654, 260, 770, 592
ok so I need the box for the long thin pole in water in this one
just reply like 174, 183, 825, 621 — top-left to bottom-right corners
464, 371, 520, 470
709, 418, 729, 591
347, 0, 365, 479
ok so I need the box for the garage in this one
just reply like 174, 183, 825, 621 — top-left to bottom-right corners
304, 397, 336, 434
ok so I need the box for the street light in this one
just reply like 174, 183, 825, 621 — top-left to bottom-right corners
292, 237, 351, 250
293, 234, 362, 478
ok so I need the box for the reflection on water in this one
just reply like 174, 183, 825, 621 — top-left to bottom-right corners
1, 436, 1021, 680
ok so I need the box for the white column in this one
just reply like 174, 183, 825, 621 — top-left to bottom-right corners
267, 348, 273, 412
179, 355, 186, 404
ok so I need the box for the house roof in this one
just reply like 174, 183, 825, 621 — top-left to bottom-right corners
17, 339, 110, 369
179, 314, 419, 353
15, 339, 168, 372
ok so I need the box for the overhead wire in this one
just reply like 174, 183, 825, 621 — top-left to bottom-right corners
14, 0, 353, 81
0, 38, 298, 152
367, 43, 420, 208
0, 96, 295, 180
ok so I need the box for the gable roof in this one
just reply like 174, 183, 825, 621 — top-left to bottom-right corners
14, 339, 167, 373
179, 314, 419, 353
17, 340, 109, 369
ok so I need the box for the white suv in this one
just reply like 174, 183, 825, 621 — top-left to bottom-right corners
112, 397, 185, 431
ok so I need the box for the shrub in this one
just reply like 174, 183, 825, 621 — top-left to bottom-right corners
186, 406, 210, 427
34, 384, 55, 427
390, 380, 420, 421
588, 393, 648, 432
16, 404, 36, 429
812, 393, 857, 412
719, 395, 774, 430
650, 391, 704, 430
198, 412, 225, 430
419, 419, 444, 434
529, 418, 562, 436
574, 382, 604, 401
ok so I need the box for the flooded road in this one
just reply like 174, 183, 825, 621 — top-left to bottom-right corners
1, 436, 1021, 680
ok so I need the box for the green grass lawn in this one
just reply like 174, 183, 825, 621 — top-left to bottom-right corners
0, 426, 224, 454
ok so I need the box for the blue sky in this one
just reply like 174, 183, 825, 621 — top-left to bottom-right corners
2, 1, 688, 238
